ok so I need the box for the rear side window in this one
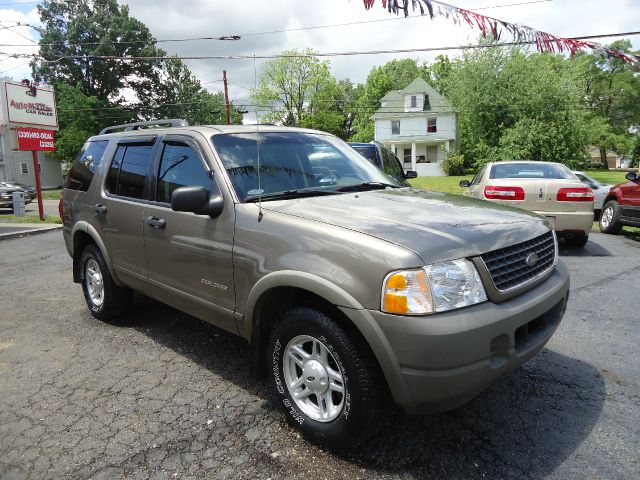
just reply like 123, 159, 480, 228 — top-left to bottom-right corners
106, 144, 154, 199
156, 143, 212, 203
65, 140, 109, 191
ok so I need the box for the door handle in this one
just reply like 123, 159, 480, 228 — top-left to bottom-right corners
94, 204, 107, 214
146, 216, 166, 229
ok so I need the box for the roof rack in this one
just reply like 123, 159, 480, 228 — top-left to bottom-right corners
99, 119, 188, 135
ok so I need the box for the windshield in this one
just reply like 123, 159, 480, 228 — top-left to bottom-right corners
490, 163, 577, 180
211, 132, 403, 201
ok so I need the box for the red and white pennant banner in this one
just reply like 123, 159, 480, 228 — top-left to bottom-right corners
362, 0, 639, 65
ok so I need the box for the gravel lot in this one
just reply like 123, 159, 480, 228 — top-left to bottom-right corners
1, 231, 639, 480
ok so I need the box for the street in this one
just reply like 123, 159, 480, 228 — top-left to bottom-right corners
0, 231, 638, 479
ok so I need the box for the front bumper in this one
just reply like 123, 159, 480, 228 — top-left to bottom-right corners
535, 210, 593, 235
340, 260, 570, 413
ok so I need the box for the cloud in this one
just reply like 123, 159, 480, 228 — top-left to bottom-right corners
0, 8, 40, 82
1, 0, 637, 116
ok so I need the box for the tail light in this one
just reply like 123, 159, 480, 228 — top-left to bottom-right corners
59, 191, 64, 221
557, 187, 594, 202
484, 185, 525, 200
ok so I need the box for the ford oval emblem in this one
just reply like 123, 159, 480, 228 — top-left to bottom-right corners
525, 252, 540, 267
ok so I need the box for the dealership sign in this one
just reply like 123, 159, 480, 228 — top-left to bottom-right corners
16, 127, 56, 152
1, 80, 58, 129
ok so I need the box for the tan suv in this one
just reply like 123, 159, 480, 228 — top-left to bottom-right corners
460, 161, 594, 247
62, 121, 570, 449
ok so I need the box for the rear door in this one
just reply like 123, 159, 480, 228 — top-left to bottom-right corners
143, 134, 237, 332
98, 136, 157, 283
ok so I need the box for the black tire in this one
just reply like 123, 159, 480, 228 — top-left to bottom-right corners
599, 200, 622, 234
564, 234, 588, 248
267, 307, 391, 450
79, 244, 132, 320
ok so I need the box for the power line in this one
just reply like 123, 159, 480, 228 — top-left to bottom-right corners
0, 0, 554, 49
4, 30, 637, 62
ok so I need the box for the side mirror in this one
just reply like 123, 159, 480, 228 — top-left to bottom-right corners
171, 186, 224, 218
404, 170, 418, 179
625, 172, 638, 182
459, 180, 471, 187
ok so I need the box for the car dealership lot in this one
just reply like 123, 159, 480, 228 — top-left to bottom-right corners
1, 231, 638, 480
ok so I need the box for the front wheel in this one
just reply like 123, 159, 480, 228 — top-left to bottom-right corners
267, 307, 391, 450
599, 200, 622, 234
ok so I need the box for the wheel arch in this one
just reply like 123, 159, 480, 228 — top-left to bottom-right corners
71, 221, 119, 285
243, 272, 386, 380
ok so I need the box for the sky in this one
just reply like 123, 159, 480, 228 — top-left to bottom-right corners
1, 0, 639, 118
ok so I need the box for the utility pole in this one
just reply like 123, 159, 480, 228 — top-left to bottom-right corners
223, 70, 231, 125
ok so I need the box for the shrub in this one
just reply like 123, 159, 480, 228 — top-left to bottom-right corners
441, 153, 466, 176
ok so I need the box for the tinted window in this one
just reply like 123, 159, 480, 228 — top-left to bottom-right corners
471, 166, 486, 185
106, 144, 153, 199
490, 163, 576, 180
351, 145, 381, 168
380, 147, 406, 184
156, 143, 211, 203
65, 140, 109, 191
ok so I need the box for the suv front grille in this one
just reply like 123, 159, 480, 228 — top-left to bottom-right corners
480, 231, 556, 292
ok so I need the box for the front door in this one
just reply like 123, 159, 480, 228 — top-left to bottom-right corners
143, 136, 237, 333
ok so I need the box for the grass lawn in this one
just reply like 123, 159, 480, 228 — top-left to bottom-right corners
408, 175, 467, 193
42, 189, 63, 200
583, 170, 630, 185
0, 215, 62, 224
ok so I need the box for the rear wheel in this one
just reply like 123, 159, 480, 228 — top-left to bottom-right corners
267, 307, 391, 450
599, 200, 622, 234
80, 244, 132, 320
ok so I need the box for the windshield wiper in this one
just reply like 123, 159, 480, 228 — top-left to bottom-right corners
336, 182, 399, 192
245, 189, 338, 203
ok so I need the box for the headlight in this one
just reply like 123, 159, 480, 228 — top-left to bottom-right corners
382, 259, 487, 315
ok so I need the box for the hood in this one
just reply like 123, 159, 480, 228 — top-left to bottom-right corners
263, 188, 551, 264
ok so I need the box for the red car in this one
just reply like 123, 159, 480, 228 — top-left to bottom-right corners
599, 171, 640, 234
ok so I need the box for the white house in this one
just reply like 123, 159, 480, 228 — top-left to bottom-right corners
372, 77, 456, 176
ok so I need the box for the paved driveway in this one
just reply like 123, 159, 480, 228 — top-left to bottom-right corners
0, 232, 638, 479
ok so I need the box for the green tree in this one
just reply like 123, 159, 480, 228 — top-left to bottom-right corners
148, 58, 242, 125
33, 0, 165, 102
443, 46, 596, 169
251, 48, 333, 125
581, 40, 640, 168
301, 79, 356, 139
50, 82, 131, 170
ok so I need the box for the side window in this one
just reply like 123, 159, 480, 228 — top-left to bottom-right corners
65, 140, 109, 191
106, 144, 154, 199
156, 142, 211, 204
380, 147, 404, 180
471, 166, 486, 186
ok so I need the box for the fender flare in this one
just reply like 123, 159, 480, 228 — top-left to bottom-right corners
240, 270, 365, 340
70, 221, 121, 285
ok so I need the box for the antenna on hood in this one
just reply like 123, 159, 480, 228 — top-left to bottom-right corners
253, 55, 263, 222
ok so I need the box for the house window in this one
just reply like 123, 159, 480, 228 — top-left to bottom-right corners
426, 146, 439, 163
427, 118, 437, 133
423, 95, 431, 111
410, 95, 417, 108
20, 162, 29, 174
403, 148, 412, 165
391, 120, 400, 135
